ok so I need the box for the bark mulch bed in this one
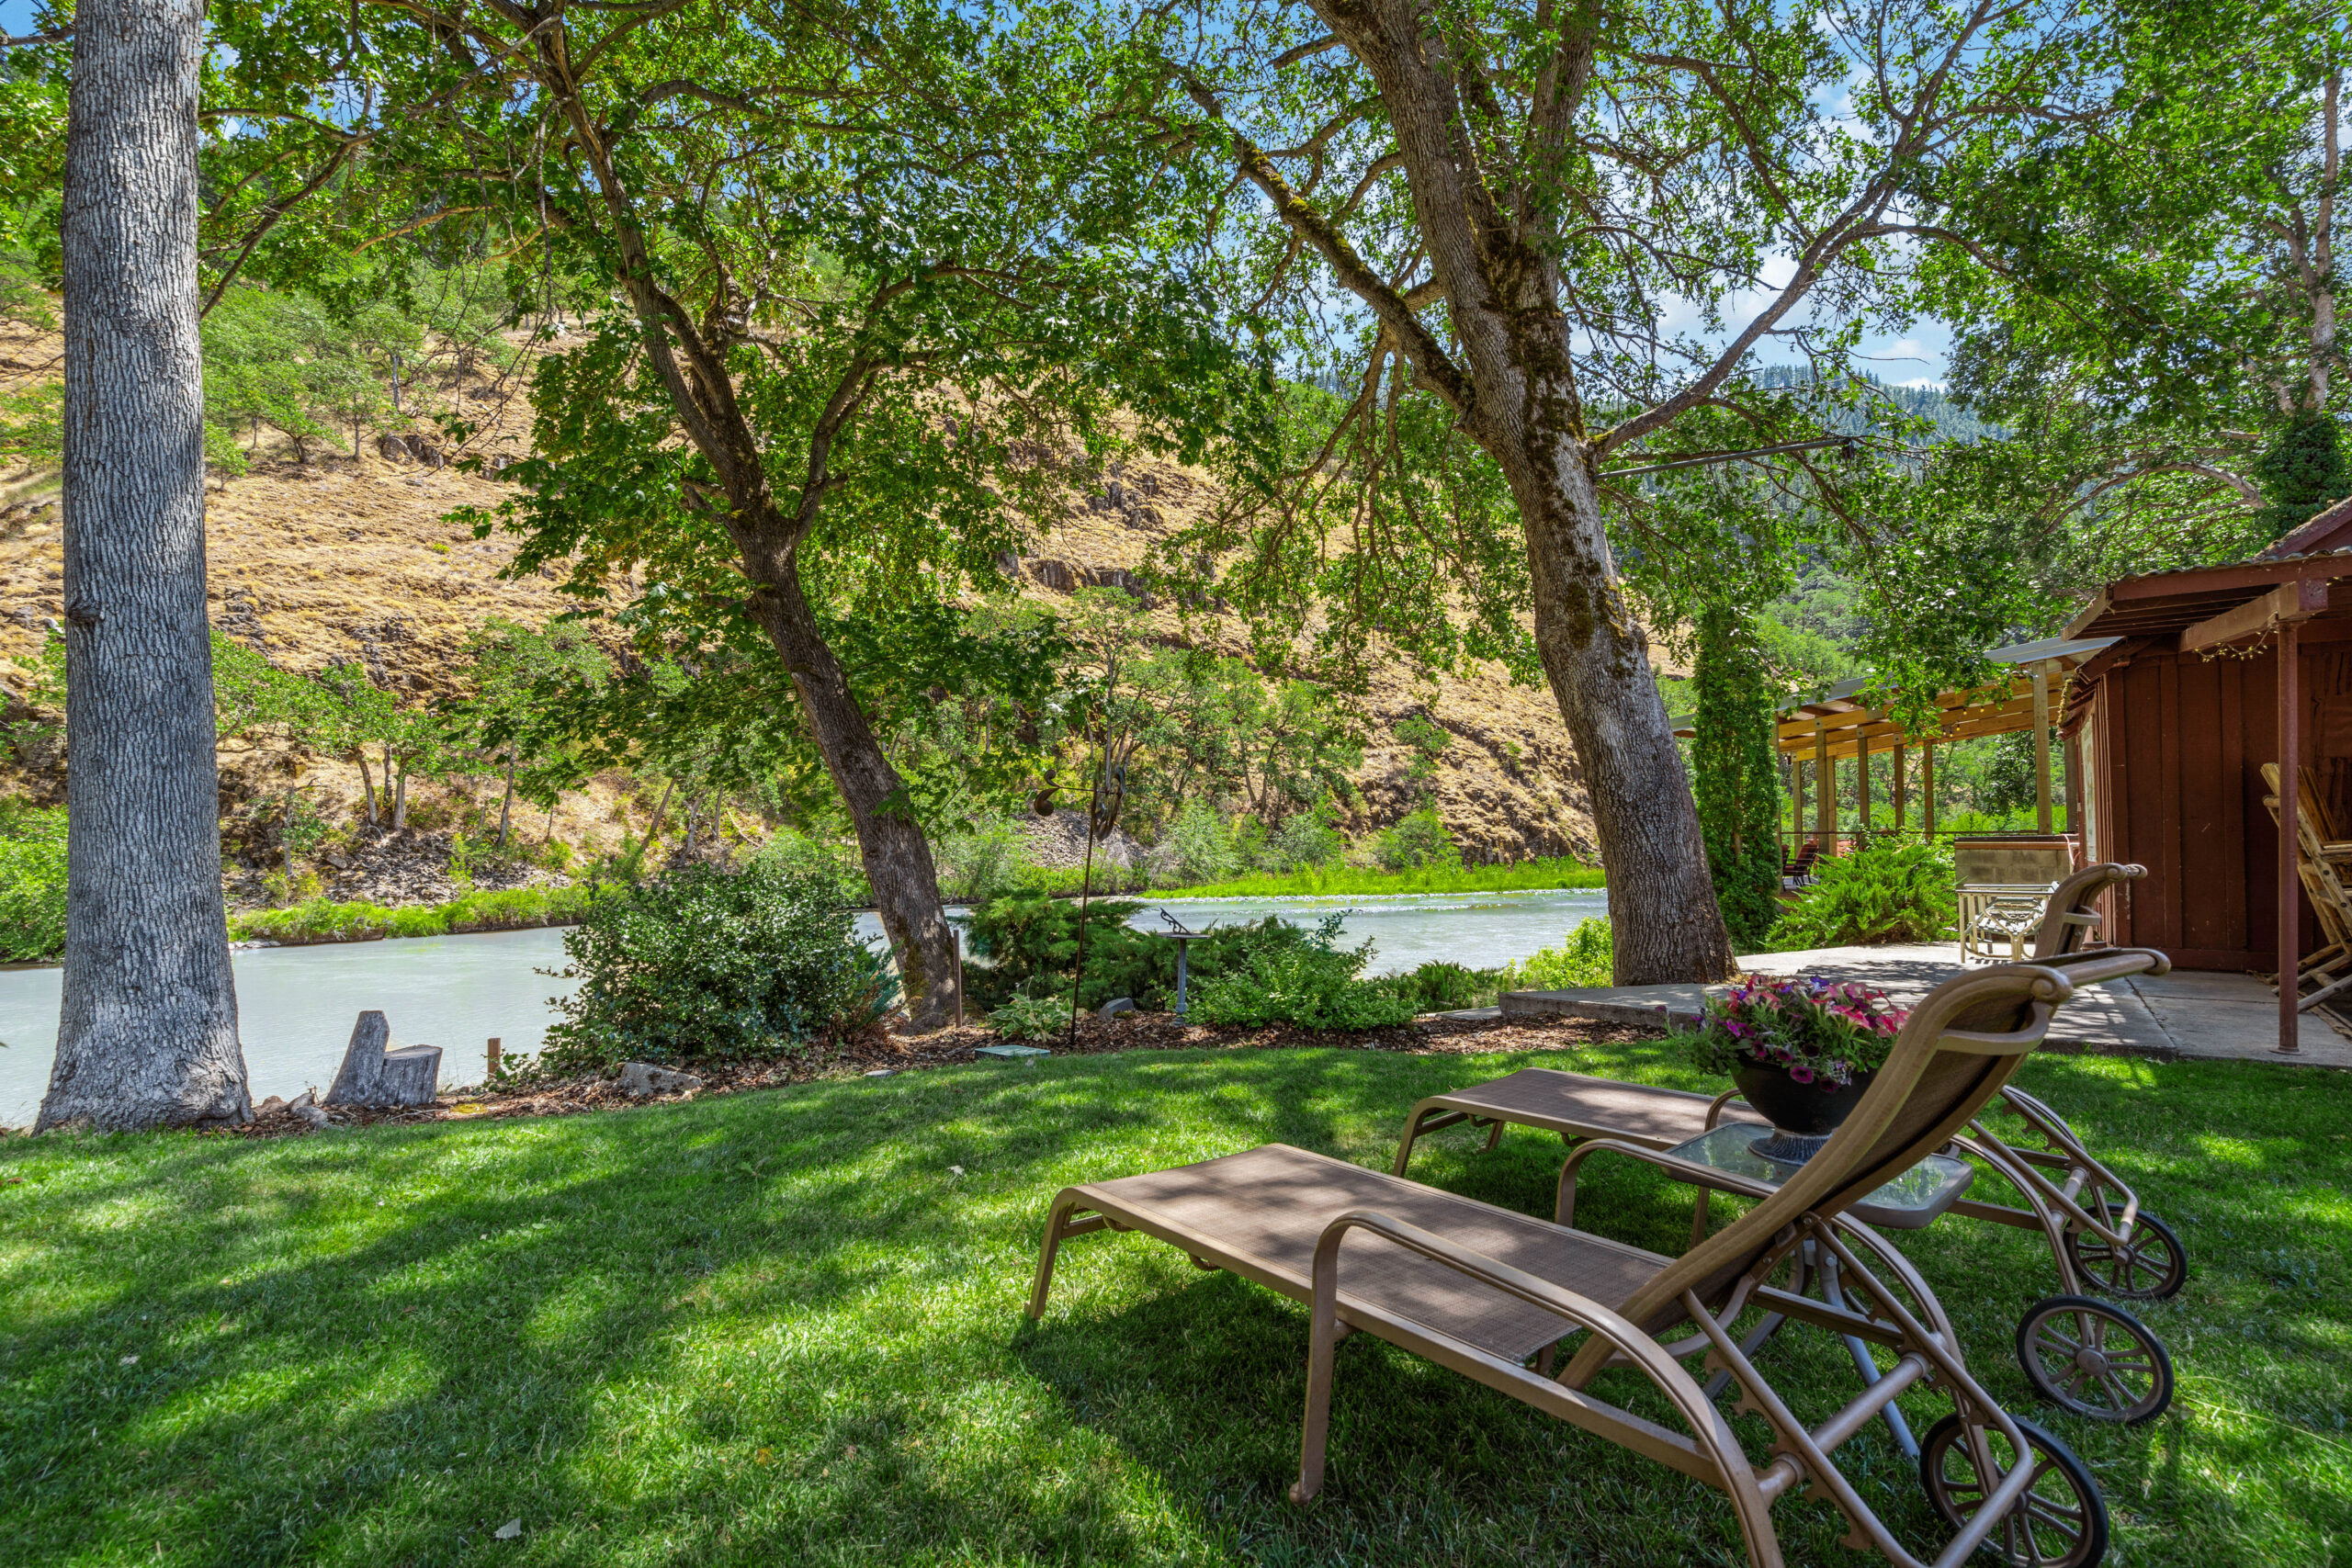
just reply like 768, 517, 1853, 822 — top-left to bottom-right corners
230, 1012, 1666, 1140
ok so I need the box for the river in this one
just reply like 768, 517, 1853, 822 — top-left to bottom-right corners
0, 886, 1608, 1126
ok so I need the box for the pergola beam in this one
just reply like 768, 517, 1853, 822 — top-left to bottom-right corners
1774, 702, 2044, 760
2178, 580, 2327, 653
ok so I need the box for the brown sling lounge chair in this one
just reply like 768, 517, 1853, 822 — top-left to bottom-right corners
1393, 862, 2186, 1427
1028, 955, 2162, 1568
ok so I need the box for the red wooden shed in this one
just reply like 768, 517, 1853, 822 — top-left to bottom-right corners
2061, 497, 2352, 1051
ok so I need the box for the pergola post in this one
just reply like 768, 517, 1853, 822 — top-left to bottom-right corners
2031, 661, 2053, 833
1792, 755, 1806, 848
1857, 726, 1872, 836
1814, 720, 1831, 849
1922, 743, 1937, 838
1894, 743, 1908, 832
2280, 623, 2304, 1055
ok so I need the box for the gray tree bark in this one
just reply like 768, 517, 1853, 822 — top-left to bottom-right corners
1203, 7, 1736, 987
37, 0, 250, 1132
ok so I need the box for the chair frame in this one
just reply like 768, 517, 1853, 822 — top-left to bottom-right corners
1029, 957, 2159, 1568
1393, 863, 2186, 1426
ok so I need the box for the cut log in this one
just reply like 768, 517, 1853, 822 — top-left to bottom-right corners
323, 1010, 442, 1108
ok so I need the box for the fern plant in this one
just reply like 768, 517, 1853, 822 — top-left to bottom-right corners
1766, 838, 1956, 950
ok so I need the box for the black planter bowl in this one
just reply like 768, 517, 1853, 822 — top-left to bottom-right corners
1733, 1060, 1879, 1167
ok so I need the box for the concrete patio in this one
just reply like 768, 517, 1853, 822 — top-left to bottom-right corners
1500, 943, 2352, 1068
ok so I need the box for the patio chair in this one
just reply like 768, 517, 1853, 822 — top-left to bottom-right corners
1396, 863, 2186, 1426
1029, 956, 2161, 1568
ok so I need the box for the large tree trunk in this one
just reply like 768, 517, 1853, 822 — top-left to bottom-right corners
1489, 379, 1734, 986
750, 565, 962, 1027
1276, 1, 1734, 986
38, 0, 249, 1131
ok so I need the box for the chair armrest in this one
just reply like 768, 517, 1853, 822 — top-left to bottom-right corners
1556, 1136, 1777, 1229
2028, 946, 2172, 986
1702, 1089, 1755, 1130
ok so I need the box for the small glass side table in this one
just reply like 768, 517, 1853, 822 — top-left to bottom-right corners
1660, 1122, 1976, 1230
1657, 1122, 1976, 1461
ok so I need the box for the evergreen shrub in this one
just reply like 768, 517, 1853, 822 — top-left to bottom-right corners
1691, 605, 1783, 950
1192, 917, 1416, 1031
537, 861, 895, 1072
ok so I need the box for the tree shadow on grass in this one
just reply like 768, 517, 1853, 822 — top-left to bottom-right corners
3, 1040, 2349, 1565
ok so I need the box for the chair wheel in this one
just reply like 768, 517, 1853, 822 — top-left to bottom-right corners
2015, 1294, 2173, 1424
2066, 1210, 2186, 1300
1918, 1412, 2108, 1567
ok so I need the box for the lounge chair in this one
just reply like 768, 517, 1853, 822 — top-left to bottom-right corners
1395, 862, 2184, 1425
1028, 955, 2161, 1568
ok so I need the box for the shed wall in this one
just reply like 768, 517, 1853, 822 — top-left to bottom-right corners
2086, 636, 2352, 968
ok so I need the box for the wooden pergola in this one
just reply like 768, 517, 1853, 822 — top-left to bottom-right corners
1675, 636, 2119, 841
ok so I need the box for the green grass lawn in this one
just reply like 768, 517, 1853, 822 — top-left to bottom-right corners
3, 1038, 2346, 1566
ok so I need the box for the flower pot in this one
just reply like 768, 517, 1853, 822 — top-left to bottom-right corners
1733, 1060, 1880, 1167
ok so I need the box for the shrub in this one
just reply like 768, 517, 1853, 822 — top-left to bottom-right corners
1378, 959, 1499, 1013
0, 803, 67, 962
1165, 798, 1238, 886
988, 993, 1069, 1041
937, 816, 1029, 904
1374, 807, 1461, 871
964, 893, 1206, 1011
1193, 923, 1417, 1032
1767, 838, 1956, 949
1498, 919, 1613, 989
965, 891, 1331, 1013
537, 860, 895, 1072
1265, 807, 1341, 872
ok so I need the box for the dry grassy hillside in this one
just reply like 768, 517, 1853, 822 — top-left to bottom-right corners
0, 310, 1611, 874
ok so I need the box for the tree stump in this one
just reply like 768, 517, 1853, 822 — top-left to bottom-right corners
323, 1011, 441, 1108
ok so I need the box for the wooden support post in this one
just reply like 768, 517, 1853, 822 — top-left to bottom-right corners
2064, 735, 2084, 847
2280, 624, 2304, 1055
1922, 744, 1937, 838
487, 1036, 502, 1078
1857, 727, 1872, 836
1894, 744, 1908, 832
2031, 661, 2053, 833
1814, 721, 1831, 848
1793, 757, 1806, 853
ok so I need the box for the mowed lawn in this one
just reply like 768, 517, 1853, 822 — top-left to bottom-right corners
3, 1037, 2347, 1567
